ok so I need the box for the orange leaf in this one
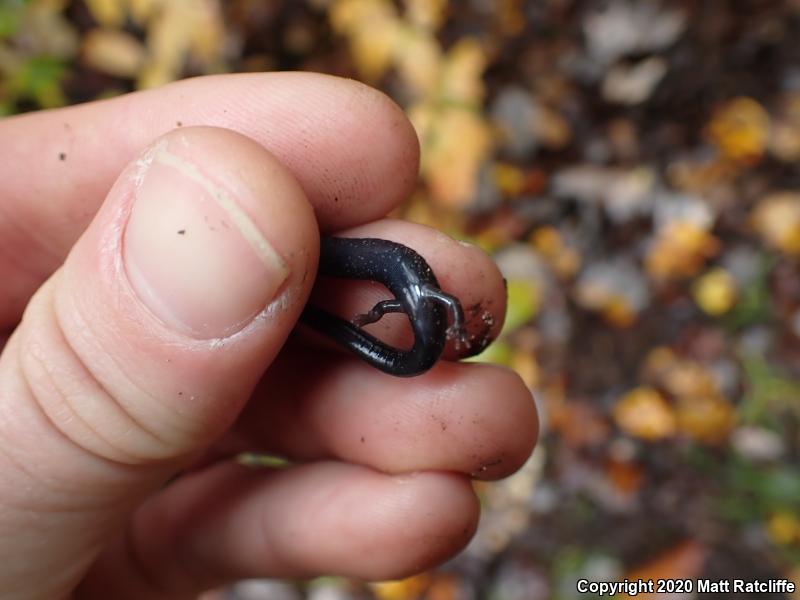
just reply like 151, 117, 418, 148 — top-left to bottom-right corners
645, 221, 720, 281
614, 387, 677, 441
707, 97, 770, 164
606, 458, 644, 496
553, 401, 610, 448
625, 540, 708, 597
676, 394, 736, 444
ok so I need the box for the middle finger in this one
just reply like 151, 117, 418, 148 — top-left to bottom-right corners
233, 350, 538, 480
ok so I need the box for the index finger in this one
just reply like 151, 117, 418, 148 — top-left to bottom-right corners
0, 72, 420, 328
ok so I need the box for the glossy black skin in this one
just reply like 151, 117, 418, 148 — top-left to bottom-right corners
301, 237, 466, 377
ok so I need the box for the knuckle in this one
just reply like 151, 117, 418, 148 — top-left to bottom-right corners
16, 287, 176, 465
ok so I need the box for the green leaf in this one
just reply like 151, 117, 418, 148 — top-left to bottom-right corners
723, 253, 775, 329
235, 453, 292, 468
7, 55, 67, 109
503, 278, 539, 333
0, 0, 27, 40
739, 353, 800, 425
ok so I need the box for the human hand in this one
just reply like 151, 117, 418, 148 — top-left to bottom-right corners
0, 73, 538, 599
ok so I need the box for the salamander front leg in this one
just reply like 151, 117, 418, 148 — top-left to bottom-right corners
352, 299, 405, 327
420, 286, 470, 348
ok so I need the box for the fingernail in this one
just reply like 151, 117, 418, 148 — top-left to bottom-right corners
123, 140, 290, 339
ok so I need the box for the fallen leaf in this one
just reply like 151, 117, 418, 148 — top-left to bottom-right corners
614, 387, 677, 441
82, 28, 145, 78
503, 279, 540, 333
510, 349, 540, 388
552, 401, 611, 448
330, 0, 399, 82
766, 511, 800, 546
707, 96, 770, 164
692, 267, 737, 316
393, 26, 441, 95
371, 574, 431, 600
676, 394, 736, 444
646, 221, 720, 281
529, 226, 581, 279
412, 103, 491, 207
404, 0, 446, 30
574, 259, 649, 326
606, 458, 644, 496
751, 192, 800, 256
84, 0, 126, 27
624, 540, 707, 598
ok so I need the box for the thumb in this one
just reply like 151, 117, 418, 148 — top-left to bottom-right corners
0, 126, 317, 596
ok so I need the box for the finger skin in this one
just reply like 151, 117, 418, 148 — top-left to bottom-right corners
77, 462, 479, 598
0, 127, 318, 599
225, 351, 538, 481
0, 73, 420, 327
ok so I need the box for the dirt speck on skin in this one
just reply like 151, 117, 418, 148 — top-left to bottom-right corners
453, 302, 497, 357
470, 458, 503, 477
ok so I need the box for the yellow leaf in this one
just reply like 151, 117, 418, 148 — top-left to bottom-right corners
535, 104, 572, 149
371, 574, 430, 600
84, 0, 126, 27
330, 0, 393, 33
603, 296, 638, 328
493, 162, 527, 197
350, 17, 399, 81
137, 0, 223, 89
646, 221, 720, 280
440, 38, 486, 106
692, 267, 737, 316
510, 349, 540, 388
394, 27, 442, 95
128, 0, 158, 25
404, 0, 447, 29
189, 1, 225, 63
641, 346, 678, 379
330, 0, 399, 82
413, 105, 491, 207
82, 28, 145, 78
663, 360, 719, 399
770, 93, 800, 161
751, 192, 800, 256
707, 96, 770, 164
767, 511, 800, 546
676, 394, 736, 444
614, 387, 677, 441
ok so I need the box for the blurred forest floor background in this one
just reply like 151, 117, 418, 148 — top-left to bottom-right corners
1, 1, 800, 599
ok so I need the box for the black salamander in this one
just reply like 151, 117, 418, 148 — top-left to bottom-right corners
300, 237, 468, 377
